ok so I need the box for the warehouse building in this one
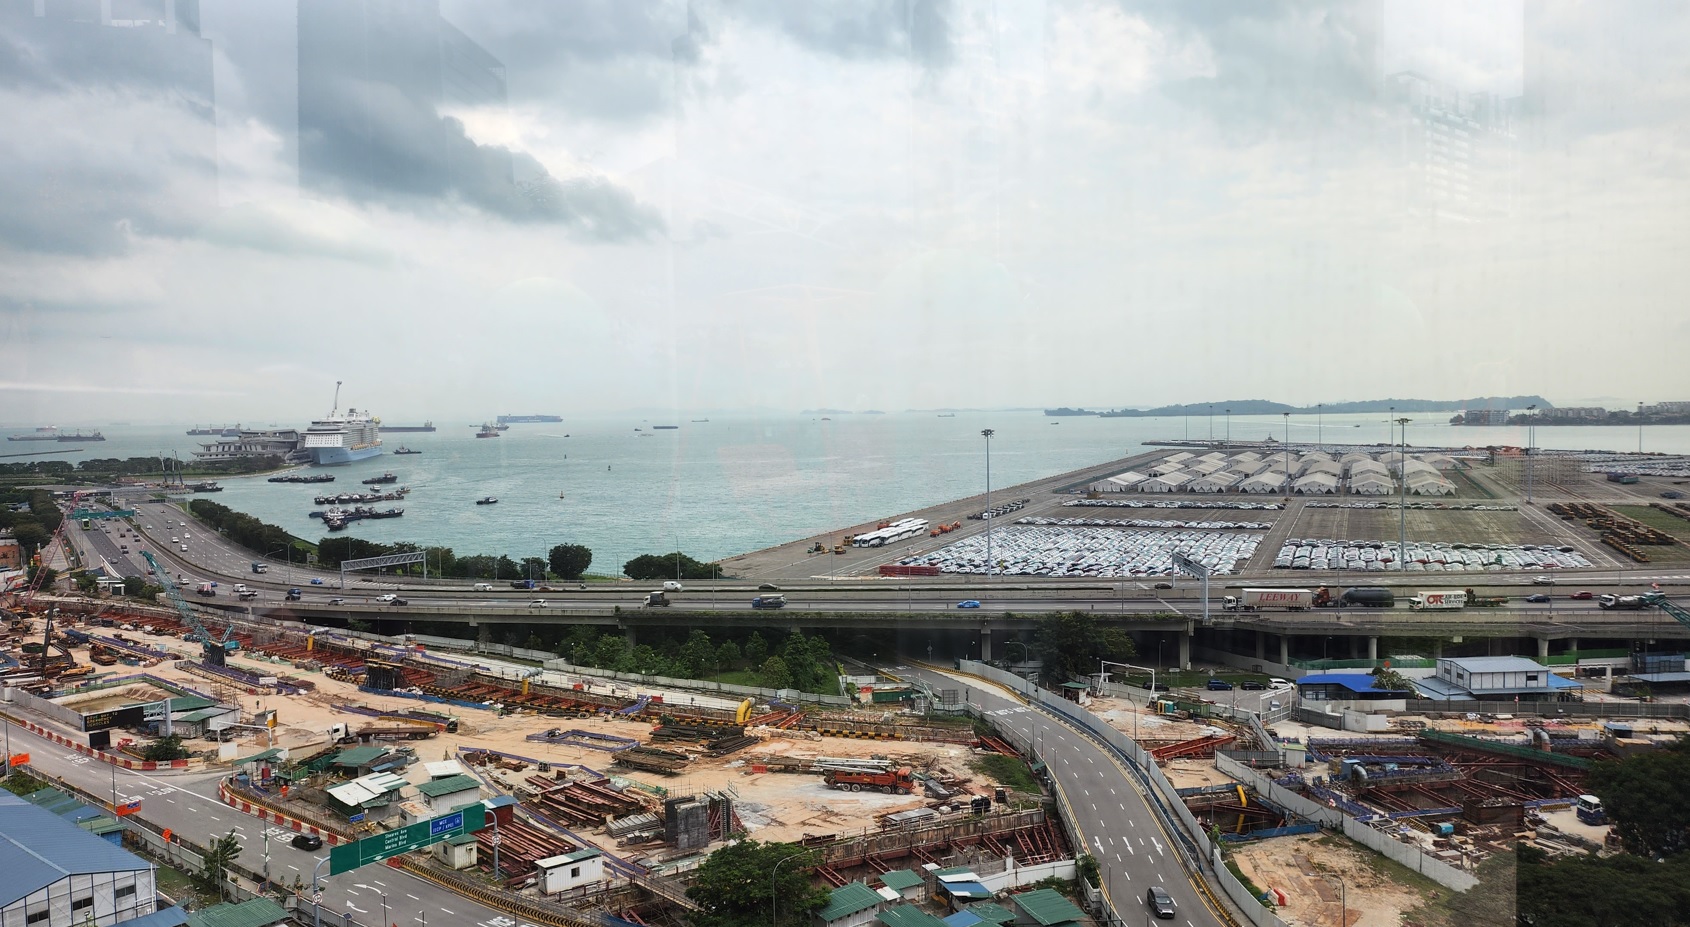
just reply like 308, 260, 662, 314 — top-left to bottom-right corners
0, 792, 181, 927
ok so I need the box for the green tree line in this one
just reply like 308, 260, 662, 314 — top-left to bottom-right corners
623, 551, 722, 581
1, 455, 278, 481
314, 538, 594, 581
544, 625, 836, 693
0, 489, 64, 558
188, 499, 306, 562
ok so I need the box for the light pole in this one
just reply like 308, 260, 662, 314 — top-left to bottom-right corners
1638, 402, 1645, 454
263, 829, 271, 889
1208, 404, 1214, 441
771, 850, 811, 927
1282, 412, 1291, 499
1525, 404, 1537, 504
381, 893, 388, 927
489, 815, 502, 880
311, 856, 330, 927
268, 545, 292, 585
1225, 408, 1231, 447
1397, 417, 1411, 571
981, 429, 995, 582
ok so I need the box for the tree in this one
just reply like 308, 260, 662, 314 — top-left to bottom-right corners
548, 543, 593, 580
143, 735, 191, 761
677, 630, 717, 678
197, 830, 242, 893
74, 572, 98, 594
592, 635, 629, 669
1587, 735, 1690, 859
624, 551, 719, 581
1515, 843, 1690, 927
519, 556, 550, 581
1034, 612, 1137, 686
760, 656, 793, 690
685, 839, 828, 927
744, 631, 769, 667
715, 640, 740, 672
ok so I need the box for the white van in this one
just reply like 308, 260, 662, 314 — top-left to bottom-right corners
662, 581, 684, 592
473, 583, 494, 591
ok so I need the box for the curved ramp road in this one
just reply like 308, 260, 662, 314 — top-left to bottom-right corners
893, 664, 1233, 927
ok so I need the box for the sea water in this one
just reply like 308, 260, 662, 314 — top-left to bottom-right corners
9, 413, 1689, 566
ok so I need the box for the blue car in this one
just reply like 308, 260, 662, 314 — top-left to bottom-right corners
956, 600, 981, 609
310, 578, 325, 585
1205, 679, 1234, 691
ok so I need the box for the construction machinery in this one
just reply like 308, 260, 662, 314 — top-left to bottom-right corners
824, 767, 915, 794
141, 551, 234, 666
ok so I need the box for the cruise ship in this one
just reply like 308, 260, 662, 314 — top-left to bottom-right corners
192, 428, 308, 465
302, 384, 382, 465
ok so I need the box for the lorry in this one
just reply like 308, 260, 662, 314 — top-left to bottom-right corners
644, 591, 671, 607
1409, 590, 1468, 610
326, 717, 439, 744
1597, 594, 1662, 610
824, 767, 915, 794
250, 562, 268, 574
1222, 589, 1313, 611
752, 594, 787, 609
1337, 587, 1395, 608
284, 588, 302, 601
1463, 588, 1508, 607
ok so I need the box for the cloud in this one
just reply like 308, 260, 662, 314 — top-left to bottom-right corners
729, 0, 953, 69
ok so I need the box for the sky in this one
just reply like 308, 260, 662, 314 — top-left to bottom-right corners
2, 0, 1688, 425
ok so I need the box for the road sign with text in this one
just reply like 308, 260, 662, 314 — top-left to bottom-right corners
1171, 551, 1211, 579
328, 803, 484, 875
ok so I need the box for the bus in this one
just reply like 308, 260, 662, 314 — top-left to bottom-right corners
81, 518, 92, 529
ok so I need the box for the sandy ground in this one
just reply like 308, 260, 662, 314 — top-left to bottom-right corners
1231, 833, 1434, 927
67, 625, 1013, 857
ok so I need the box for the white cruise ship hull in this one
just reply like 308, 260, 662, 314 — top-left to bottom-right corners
310, 445, 382, 466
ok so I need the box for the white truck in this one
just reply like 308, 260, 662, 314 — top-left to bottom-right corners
1409, 590, 1468, 610
1221, 588, 1314, 611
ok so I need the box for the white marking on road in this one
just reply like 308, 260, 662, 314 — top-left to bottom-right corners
345, 889, 359, 896
440, 909, 455, 915
288, 865, 299, 871
406, 895, 419, 901
166, 798, 176, 803
209, 815, 221, 821
347, 904, 366, 914
371, 880, 386, 888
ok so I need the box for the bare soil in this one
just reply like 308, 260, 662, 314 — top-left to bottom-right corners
1230, 833, 1436, 927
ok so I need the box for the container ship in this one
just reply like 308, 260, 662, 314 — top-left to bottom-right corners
302, 383, 382, 465
379, 420, 436, 432
496, 414, 562, 425
56, 431, 106, 442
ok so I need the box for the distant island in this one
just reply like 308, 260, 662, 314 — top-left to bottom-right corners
1045, 397, 1552, 417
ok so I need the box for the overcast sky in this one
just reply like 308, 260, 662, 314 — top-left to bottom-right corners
2, 0, 1687, 425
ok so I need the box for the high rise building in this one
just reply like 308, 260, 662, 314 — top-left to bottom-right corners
1384, 71, 1520, 221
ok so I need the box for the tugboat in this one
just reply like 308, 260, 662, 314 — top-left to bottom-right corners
476, 423, 500, 438
361, 472, 398, 485
476, 496, 498, 505
392, 446, 421, 455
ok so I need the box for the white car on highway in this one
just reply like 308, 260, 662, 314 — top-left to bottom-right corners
375, 594, 398, 603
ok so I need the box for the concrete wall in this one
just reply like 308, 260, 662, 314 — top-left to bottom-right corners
1215, 754, 1478, 892
2, 686, 87, 731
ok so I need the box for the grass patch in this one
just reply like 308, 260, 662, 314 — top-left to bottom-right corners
970, 754, 1039, 793
1, 771, 48, 796
150, 862, 218, 908
1224, 858, 1271, 906
1400, 850, 1515, 927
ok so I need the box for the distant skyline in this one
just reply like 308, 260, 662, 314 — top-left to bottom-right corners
4, 1, 1690, 423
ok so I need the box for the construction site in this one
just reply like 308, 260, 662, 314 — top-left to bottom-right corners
2, 584, 1076, 927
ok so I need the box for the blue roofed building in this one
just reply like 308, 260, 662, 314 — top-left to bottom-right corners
1415, 656, 1583, 703
0, 792, 163, 927
1294, 673, 1414, 702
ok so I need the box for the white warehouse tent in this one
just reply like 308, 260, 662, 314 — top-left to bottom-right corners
1350, 475, 1394, 495
1190, 471, 1243, 493
1165, 452, 1195, 463
1228, 452, 1262, 465
1148, 460, 1188, 477
1407, 472, 1456, 495
1420, 453, 1457, 470
1240, 472, 1288, 494
1299, 459, 1342, 477
1139, 472, 1192, 492
1348, 459, 1390, 479
1187, 458, 1230, 475
1294, 472, 1339, 494
1089, 472, 1148, 492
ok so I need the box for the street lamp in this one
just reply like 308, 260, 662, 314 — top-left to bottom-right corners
1208, 404, 1214, 441
1317, 403, 1324, 450
310, 857, 330, 927
981, 429, 995, 582
1525, 404, 1537, 504
1282, 412, 1291, 499
1225, 408, 1230, 447
771, 850, 811, 927
268, 545, 292, 585
1397, 417, 1411, 571
1639, 402, 1646, 454
380, 893, 388, 927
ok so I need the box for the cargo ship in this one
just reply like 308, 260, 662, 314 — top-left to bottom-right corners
302, 382, 382, 465
56, 431, 106, 442
653, 425, 678, 430
475, 423, 500, 438
7, 426, 60, 441
379, 420, 436, 433
496, 414, 562, 424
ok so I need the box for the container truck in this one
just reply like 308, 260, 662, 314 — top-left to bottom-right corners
1409, 590, 1468, 610
752, 594, 787, 609
643, 591, 671, 607
1221, 589, 1314, 611
824, 767, 915, 793
250, 562, 268, 574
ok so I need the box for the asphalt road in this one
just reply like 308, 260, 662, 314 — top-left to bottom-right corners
893, 663, 1226, 927
2, 721, 514, 927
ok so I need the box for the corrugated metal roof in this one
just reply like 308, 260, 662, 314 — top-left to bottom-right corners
1010, 889, 1087, 926
184, 897, 289, 927
414, 774, 480, 798
123, 906, 192, 927
0, 794, 153, 908
941, 913, 982, 927
424, 760, 466, 779
879, 869, 923, 891
232, 748, 284, 766
818, 882, 883, 922
332, 746, 391, 767
876, 906, 950, 927
960, 902, 1016, 925
1444, 656, 1548, 673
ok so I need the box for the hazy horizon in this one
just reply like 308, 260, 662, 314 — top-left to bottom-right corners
5, 1, 1689, 424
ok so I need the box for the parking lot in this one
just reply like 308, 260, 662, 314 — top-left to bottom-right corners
900, 525, 1263, 577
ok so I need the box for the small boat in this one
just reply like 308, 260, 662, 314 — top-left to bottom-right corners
937, 413, 956, 418
691, 418, 710, 423
559, 492, 566, 499
392, 446, 421, 455
476, 423, 500, 438
476, 496, 498, 505
362, 472, 398, 485
653, 425, 678, 430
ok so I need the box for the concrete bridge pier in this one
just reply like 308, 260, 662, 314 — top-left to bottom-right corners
1368, 636, 1378, 662
1178, 630, 1190, 670
980, 628, 993, 662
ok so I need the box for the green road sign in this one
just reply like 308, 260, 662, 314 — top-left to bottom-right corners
329, 803, 485, 875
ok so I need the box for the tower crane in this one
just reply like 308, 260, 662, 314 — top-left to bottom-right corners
141, 551, 233, 666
